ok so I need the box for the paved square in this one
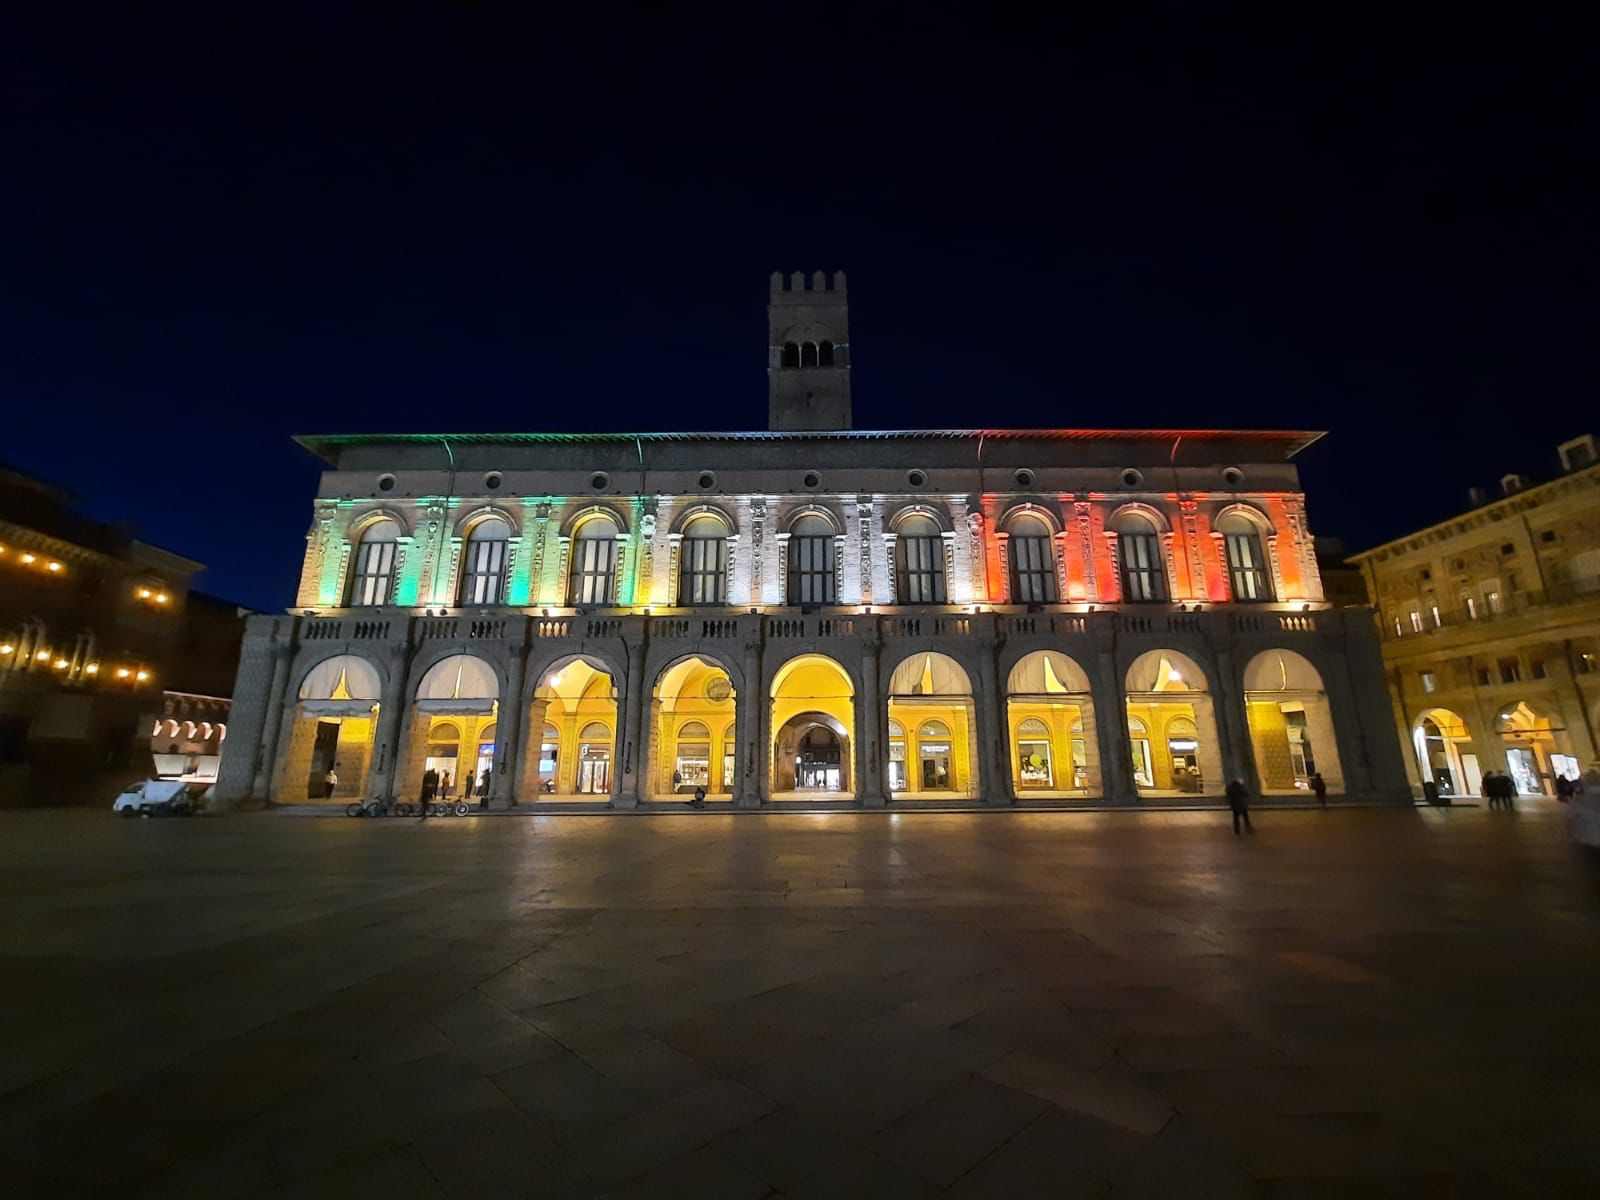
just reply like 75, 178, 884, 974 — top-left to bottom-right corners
2, 806, 1597, 1197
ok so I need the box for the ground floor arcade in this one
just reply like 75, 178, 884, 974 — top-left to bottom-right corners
214, 609, 1411, 810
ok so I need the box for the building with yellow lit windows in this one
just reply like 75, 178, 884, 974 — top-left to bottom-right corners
0, 465, 243, 806
213, 272, 1409, 810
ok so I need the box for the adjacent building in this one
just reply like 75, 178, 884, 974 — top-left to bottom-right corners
0, 466, 244, 805
213, 272, 1408, 810
1350, 437, 1600, 799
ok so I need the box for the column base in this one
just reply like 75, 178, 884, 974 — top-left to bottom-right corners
860, 792, 887, 809
612, 793, 638, 810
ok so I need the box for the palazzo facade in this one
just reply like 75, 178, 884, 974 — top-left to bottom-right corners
212, 272, 1408, 810
1351, 436, 1600, 800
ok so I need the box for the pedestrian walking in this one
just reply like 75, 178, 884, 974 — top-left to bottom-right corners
672, 769, 683, 793
419, 767, 439, 820
1226, 778, 1253, 836
323, 765, 338, 799
1310, 771, 1327, 809
440, 770, 452, 801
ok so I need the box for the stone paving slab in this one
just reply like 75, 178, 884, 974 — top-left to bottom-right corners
0, 806, 1596, 1197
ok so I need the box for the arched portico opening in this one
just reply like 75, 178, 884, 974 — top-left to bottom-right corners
1495, 700, 1566, 796
770, 654, 854, 797
887, 652, 978, 798
280, 654, 381, 803
650, 655, 737, 798
1414, 707, 1478, 798
527, 656, 618, 799
1243, 649, 1344, 795
399, 654, 499, 803
1124, 650, 1222, 797
1006, 650, 1099, 797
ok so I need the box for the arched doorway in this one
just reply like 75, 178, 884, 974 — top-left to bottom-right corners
650, 655, 737, 798
887, 652, 978, 798
527, 656, 617, 799
281, 654, 381, 803
399, 655, 500, 803
1243, 649, 1344, 795
1414, 708, 1477, 798
1494, 700, 1565, 795
770, 655, 854, 797
1006, 650, 1098, 796
1124, 650, 1222, 797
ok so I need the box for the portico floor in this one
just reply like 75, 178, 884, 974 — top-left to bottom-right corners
2, 805, 1597, 1197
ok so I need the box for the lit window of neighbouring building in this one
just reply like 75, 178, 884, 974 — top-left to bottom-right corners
1420, 671, 1437, 693
1409, 610, 1424, 633
1498, 657, 1521, 684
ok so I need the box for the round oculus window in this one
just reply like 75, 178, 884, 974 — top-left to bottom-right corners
590, 471, 610, 490
801, 471, 821, 490
704, 677, 732, 702
484, 472, 503, 491
377, 474, 396, 493
1013, 468, 1035, 488
1222, 467, 1245, 487
1120, 468, 1143, 487
906, 469, 927, 488
697, 471, 717, 490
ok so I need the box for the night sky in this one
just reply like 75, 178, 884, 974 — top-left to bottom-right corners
2, 5, 1592, 611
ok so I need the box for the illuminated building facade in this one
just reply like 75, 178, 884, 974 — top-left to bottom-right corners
1351, 436, 1600, 799
214, 272, 1408, 809
0, 465, 242, 805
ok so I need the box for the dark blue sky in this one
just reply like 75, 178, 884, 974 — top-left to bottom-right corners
2, 4, 1592, 610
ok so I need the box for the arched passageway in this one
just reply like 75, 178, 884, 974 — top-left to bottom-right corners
1124, 650, 1222, 797
526, 656, 617, 799
1006, 650, 1098, 796
280, 654, 381, 803
770, 655, 854, 797
886, 652, 978, 798
650, 655, 736, 798
1495, 700, 1566, 796
1413, 707, 1478, 798
399, 655, 499, 803
1243, 649, 1344, 794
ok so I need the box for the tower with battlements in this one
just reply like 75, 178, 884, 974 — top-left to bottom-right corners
768, 270, 851, 430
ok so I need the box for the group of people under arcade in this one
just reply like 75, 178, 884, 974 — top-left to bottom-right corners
419, 766, 492, 808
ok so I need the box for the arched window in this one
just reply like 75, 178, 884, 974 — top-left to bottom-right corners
1016, 716, 1052, 789
1218, 513, 1272, 602
819, 341, 835, 366
787, 514, 836, 605
801, 341, 819, 367
568, 514, 620, 606
1113, 512, 1167, 602
1007, 513, 1057, 603
679, 515, 729, 605
348, 519, 399, 606
895, 514, 946, 604
781, 342, 799, 368
459, 517, 510, 606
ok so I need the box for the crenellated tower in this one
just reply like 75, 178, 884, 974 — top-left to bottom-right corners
767, 270, 852, 430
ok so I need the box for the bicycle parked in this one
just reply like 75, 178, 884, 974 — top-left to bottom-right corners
345, 797, 415, 818
423, 800, 473, 817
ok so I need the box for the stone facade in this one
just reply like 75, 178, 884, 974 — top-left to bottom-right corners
1350, 437, 1600, 799
212, 426, 1408, 810
212, 275, 1409, 811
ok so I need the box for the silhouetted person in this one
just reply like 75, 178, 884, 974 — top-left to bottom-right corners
478, 768, 492, 809
323, 766, 338, 799
690, 785, 706, 809
420, 767, 439, 820
440, 770, 452, 800
1226, 778, 1253, 835
1310, 772, 1327, 809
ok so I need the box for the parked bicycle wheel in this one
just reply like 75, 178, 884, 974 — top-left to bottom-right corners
393, 802, 414, 816
453, 802, 471, 816
346, 802, 367, 818
365, 800, 388, 817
